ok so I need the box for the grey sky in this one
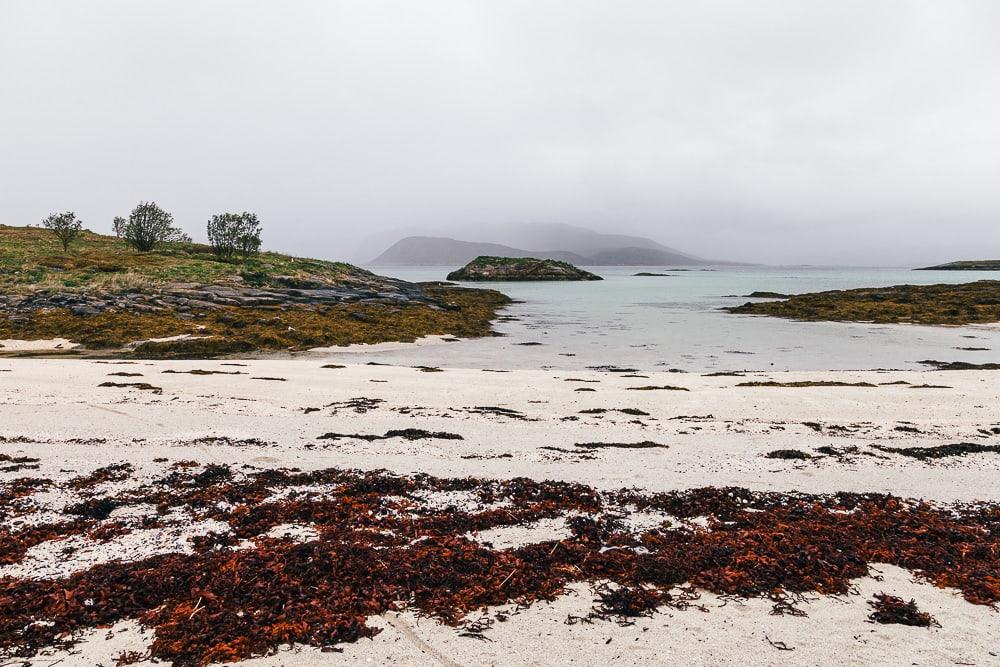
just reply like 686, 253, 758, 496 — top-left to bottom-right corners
2, 1, 998, 266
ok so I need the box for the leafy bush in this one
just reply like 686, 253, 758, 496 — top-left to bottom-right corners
42, 211, 82, 251
119, 202, 187, 252
207, 212, 262, 261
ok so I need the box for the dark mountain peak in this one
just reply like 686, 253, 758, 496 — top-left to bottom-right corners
369, 228, 725, 266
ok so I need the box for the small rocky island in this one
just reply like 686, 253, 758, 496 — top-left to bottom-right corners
725, 281, 1000, 325
917, 260, 1000, 271
446, 256, 603, 282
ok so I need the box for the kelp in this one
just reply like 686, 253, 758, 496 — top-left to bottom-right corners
1, 465, 998, 665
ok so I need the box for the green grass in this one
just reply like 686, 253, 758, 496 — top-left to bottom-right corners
0, 224, 371, 292
1, 225, 512, 356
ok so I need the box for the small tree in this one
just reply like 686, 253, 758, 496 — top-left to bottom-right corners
235, 212, 262, 258
120, 202, 176, 252
42, 211, 83, 251
207, 212, 262, 261
112, 216, 127, 238
207, 213, 241, 260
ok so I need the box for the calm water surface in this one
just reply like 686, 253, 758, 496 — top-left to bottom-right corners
325, 266, 1000, 372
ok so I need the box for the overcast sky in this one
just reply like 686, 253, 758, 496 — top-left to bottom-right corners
1, 1, 998, 266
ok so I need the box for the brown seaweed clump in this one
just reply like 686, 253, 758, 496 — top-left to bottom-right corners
0, 285, 510, 358
0, 466, 998, 665
867, 594, 939, 627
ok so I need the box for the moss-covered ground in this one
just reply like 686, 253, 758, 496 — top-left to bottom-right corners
726, 281, 1000, 325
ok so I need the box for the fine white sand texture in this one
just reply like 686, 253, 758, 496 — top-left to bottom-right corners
2, 359, 1000, 665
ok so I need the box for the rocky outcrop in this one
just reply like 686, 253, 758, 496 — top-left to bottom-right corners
446, 256, 602, 282
0, 281, 451, 319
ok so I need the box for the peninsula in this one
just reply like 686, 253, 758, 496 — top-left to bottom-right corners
0, 225, 510, 358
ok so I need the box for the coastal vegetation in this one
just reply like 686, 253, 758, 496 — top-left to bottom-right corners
0, 225, 510, 356
116, 202, 190, 251
207, 212, 263, 261
41, 212, 82, 252
447, 256, 603, 281
726, 281, 1000, 325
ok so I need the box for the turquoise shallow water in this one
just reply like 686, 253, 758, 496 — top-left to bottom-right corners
332, 266, 1000, 372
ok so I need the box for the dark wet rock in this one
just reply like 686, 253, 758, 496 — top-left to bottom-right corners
744, 291, 789, 298
1, 278, 459, 317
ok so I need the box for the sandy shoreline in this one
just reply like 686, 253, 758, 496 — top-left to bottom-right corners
2, 360, 999, 500
2, 359, 1000, 665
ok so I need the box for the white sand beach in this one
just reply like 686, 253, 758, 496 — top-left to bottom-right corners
2, 359, 999, 665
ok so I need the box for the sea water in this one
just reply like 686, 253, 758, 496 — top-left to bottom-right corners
324, 266, 1000, 372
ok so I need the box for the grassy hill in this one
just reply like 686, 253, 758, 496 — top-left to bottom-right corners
0, 224, 370, 292
0, 225, 510, 357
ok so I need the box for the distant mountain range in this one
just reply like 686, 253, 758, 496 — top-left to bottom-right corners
369, 225, 730, 266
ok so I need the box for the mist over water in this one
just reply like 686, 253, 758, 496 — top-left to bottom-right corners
322, 267, 1000, 371
3, 2, 1000, 267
